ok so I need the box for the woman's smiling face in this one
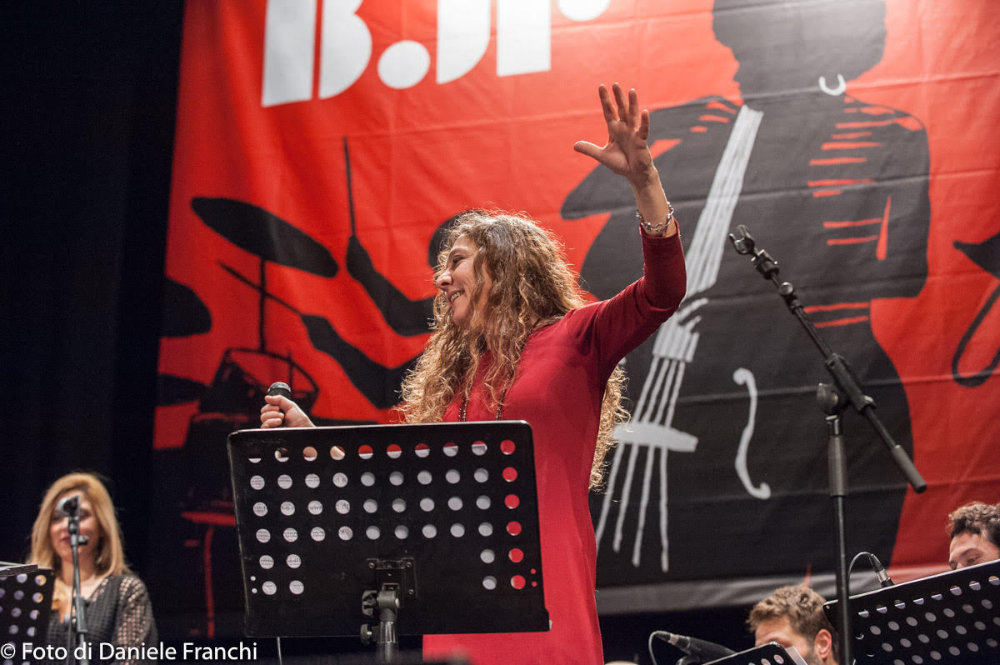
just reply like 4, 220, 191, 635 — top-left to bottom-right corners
436, 235, 492, 328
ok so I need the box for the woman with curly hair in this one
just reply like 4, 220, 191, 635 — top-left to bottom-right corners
28, 472, 157, 664
262, 82, 686, 664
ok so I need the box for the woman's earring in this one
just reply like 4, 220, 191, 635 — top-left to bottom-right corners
819, 74, 846, 96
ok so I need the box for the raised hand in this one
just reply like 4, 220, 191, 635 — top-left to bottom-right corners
575, 83, 675, 236
574, 83, 655, 189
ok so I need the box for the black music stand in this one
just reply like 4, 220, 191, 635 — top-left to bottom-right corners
703, 643, 807, 665
0, 564, 54, 665
227, 422, 549, 663
824, 559, 1000, 664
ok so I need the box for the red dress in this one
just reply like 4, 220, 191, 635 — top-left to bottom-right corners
423, 230, 686, 664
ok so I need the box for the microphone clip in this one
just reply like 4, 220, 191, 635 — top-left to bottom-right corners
729, 225, 781, 281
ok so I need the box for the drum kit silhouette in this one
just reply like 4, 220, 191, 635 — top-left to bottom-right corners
156, 196, 334, 637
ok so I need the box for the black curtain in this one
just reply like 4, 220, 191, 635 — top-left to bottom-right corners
0, 1, 183, 573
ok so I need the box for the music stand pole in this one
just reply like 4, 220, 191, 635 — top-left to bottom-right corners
375, 587, 400, 663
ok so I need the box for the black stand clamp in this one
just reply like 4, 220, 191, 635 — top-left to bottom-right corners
360, 557, 415, 662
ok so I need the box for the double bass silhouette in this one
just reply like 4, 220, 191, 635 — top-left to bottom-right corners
564, 0, 929, 583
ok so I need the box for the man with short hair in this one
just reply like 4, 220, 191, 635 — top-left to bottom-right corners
947, 501, 1000, 570
748, 585, 838, 665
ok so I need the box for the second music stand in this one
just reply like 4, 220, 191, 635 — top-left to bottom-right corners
704, 643, 808, 665
824, 559, 1000, 664
0, 564, 54, 665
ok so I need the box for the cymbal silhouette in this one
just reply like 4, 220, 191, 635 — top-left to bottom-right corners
192, 197, 338, 277
162, 277, 211, 338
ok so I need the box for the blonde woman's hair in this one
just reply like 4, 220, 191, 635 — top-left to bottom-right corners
399, 209, 628, 489
28, 472, 129, 614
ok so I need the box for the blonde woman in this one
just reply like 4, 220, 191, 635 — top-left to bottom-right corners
262, 83, 686, 664
28, 472, 156, 663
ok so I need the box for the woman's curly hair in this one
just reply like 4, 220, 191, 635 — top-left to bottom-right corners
399, 209, 627, 489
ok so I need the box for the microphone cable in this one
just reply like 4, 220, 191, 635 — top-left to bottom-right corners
649, 630, 669, 665
849, 550, 894, 590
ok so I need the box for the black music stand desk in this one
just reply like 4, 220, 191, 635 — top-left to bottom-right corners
228, 422, 548, 659
825, 559, 1000, 664
0, 564, 54, 665
705, 643, 807, 665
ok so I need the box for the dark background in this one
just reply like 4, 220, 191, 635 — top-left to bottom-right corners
2, 1, 182, 564
0, 3, 755, 663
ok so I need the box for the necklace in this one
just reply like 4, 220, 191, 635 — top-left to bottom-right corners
459, 391, 505, 422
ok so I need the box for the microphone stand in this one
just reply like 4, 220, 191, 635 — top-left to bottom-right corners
728, 225, 927, 665
67, 509, 90, 665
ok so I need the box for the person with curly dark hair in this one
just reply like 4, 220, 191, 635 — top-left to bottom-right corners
947, 501, 1000, 569
262, 82, 687, 664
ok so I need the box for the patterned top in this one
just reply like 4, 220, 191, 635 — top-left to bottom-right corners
45, 574, 157, 665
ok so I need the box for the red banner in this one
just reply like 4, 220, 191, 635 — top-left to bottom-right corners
153, 0, 1000, 637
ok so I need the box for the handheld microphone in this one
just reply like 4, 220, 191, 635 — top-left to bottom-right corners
56, 495, 80, 517
655, 631, 735, 662
267, 381, 292, 399
265, 382, 295, 428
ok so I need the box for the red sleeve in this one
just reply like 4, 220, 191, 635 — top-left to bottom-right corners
566, 226, 687, 379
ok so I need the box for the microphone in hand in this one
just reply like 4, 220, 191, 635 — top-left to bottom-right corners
262, 382, 293, 428
262, 381, 315, 428
267, 381, 292, 399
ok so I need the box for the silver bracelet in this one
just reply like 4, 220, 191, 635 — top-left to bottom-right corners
636, 201, 675, 236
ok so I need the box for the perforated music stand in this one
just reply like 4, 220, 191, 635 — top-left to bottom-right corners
0, 564, 54, 665
703, 643, 808, 665
227, 422, 549, 659
824, 559, 1000, 664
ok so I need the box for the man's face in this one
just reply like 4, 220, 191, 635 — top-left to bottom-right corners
949, 531, 1000, 570
754, 616, 822, 665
